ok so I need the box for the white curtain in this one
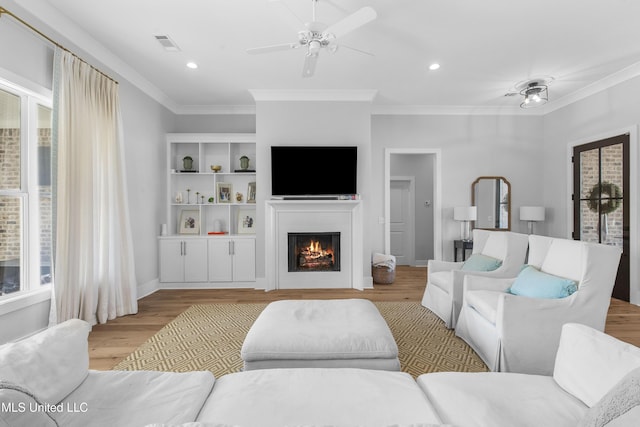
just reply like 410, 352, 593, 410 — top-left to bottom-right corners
51, 48, 138, 325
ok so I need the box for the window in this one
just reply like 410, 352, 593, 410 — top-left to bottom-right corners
0, 81, 52, 298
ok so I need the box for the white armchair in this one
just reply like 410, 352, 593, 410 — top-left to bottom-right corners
421, 229, 529, 329
455, 235, 622, 375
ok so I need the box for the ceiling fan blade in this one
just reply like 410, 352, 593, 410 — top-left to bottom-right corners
246, 43, 300, 55
333, 43, 374, 57
323, 6, 376, 39
302, 53, 318, 78
269, 0, 306, 32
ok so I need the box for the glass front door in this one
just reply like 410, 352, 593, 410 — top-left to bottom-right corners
573, 134, 629, 301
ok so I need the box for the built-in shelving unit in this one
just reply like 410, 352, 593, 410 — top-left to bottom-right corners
159, 133, 256, 287
167, 133, 256, 236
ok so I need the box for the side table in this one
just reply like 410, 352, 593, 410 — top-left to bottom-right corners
454, 240, 473, 262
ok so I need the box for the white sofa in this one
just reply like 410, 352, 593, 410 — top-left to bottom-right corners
422, 229, 529, 328
0, 319, 442, 427
418, 323, 640, 427
2, 319, 639, 426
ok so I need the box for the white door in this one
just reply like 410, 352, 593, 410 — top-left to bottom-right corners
390, 178, 415, 265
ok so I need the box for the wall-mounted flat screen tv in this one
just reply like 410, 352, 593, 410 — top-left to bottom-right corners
271, 146, 357, 196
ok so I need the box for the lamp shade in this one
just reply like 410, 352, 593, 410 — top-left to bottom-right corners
454, 206, 477, 221
520, 206, 545, 221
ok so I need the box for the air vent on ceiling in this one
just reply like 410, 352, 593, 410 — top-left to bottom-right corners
154, 34, 181, 52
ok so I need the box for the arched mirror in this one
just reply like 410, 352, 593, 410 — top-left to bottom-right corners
472, 176, 511, 230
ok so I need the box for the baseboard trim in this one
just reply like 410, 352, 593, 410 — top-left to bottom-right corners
137, 278, 159, 299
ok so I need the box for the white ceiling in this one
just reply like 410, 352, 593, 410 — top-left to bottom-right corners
11, 0, 640, 114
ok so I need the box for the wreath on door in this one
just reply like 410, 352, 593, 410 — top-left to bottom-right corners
587, 181, 622, 214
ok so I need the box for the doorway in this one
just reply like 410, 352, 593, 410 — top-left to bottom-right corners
384, 149, 442, 265
572, 134, 630, 301
390, 177, 415, 265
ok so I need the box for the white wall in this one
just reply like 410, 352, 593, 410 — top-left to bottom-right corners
371, 114, 545, 261
543, 76, 640, 304
254, 99, 373, 282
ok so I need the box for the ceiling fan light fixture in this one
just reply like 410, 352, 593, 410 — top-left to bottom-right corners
308, 40, 321, 54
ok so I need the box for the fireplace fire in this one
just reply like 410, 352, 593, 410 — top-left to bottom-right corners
288, 232, 340, 272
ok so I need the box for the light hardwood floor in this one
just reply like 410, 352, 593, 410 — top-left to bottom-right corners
88, 266, 640, 370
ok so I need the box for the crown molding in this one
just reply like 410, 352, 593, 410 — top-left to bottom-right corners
174, 104, 256, 115
370, 104, 543, 116
249, 89, 378, 102
543, 60, 640, 114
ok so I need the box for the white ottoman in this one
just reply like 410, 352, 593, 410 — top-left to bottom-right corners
241, 299, 400, 371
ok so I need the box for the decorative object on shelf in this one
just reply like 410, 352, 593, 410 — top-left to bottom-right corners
247, 182, 256, 203
211, 165, 222, 173
236, 192, 243, 202
179, 209, 200, 234
196, 191, 201, 204
200, 195, 205, 204
175, 192, 183, 204
216, 182, 232, 203
520, 206, 545, 235
238, 208, 256, 234
587, 181, 622, 214
187, 188, 191, 204
160, 223, 168, 236
239, 155, 250, 170
208, 196, 214, 203
454, 206, 477, 241
182, 156, 194, 170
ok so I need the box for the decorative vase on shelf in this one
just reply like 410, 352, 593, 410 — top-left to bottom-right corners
239, 155, 249, 170
175, 192, 183, 204
183, 156, 193, 170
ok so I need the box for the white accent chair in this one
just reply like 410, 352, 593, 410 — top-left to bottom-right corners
421, 229, 529, 329
455, 235, 622, 375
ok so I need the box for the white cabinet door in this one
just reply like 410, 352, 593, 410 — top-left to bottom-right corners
233, 239, 255, 282
208, 239, 233, 282
159, 239, 208, 282
183, 239, 208, 282
159, 240, 185, 282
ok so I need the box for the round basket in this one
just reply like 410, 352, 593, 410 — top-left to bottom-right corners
372, 265, 395, 285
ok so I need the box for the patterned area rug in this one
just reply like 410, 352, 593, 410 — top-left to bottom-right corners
113, 301, 488, 378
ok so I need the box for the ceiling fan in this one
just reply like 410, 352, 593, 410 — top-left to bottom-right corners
247, 0, 377, 77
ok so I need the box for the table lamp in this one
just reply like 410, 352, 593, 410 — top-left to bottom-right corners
454, 206, 477, 241
520, 206, 545, 234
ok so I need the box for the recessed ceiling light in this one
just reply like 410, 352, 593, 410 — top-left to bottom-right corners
429, 63, 440, 71
186, 62, 198, 69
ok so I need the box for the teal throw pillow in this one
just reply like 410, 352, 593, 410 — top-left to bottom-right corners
460, 254, 502, 272
509, 266, 578, 298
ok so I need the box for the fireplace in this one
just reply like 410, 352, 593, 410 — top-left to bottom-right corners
288, 232, 341, 272
265, 200, 364, 290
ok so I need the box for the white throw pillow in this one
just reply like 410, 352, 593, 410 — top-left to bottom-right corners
553, 323, 640, 407
0, 319, 91, 404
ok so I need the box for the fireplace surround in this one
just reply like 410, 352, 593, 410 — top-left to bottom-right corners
265, 200, 363, 290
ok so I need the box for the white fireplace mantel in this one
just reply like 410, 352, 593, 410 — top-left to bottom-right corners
265, 200, 364, 291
